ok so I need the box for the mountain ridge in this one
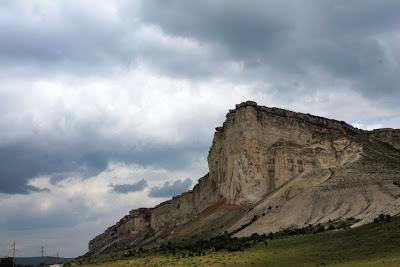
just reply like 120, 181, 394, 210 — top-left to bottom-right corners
85, 101, 400, 256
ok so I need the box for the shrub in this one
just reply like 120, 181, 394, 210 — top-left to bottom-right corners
251, 215, 258, 223
316, 225, 325, 232
267, 233, 274, 240
340, 221, 350, 229
328, 224, 335, 230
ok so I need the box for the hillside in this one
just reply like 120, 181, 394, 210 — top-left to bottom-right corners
85, 101, 400, 256
75, 215, 400, 266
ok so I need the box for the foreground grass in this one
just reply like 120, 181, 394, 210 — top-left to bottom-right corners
73, 216, 400, 266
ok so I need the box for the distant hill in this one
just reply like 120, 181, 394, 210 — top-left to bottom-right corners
1, 256, 72, 265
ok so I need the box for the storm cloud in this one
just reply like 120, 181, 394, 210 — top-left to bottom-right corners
0, 140, 208, 194
148, 178, 193, 198
138, 0, 400, 98
110, 179, 148, 194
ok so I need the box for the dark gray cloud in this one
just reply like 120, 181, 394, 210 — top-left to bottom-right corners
1, 210, 79, 231
0, 142, 102, 194
0, 140, 208, 194
0, 144, 73, 194
109, 179, 147, 194
0, 2, 133, 76
1, 1, 399, 99
148, 178, 192, 198
139, 1, 293, 60
138, 0, 400, 98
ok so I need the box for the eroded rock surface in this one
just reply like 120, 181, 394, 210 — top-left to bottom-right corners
208, 102, 364, 205
86, 101, 400, 256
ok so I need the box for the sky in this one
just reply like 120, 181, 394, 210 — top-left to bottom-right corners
0, 0, 399, 258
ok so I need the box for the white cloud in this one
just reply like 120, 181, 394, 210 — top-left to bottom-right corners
0, 66, 263, 146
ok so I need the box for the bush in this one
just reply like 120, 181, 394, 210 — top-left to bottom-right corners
267, 233, 274, 240
316, 225, 325, 233
328, 224, 335, 230
340, 221, 350, 229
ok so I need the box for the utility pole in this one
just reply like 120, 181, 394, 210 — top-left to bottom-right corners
9, 242, 18, 267
41, 246, 44, 258
39, 246, 46, 264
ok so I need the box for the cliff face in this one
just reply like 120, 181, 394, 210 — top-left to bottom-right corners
88, 174, 221, 255
87, 101, 400, 256
208, 101, 363, 205
369, 128, 400, 149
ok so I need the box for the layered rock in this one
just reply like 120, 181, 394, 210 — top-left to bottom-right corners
87, 101, 400, 256
88, 174, 221, 255
208, 101, 364, 205
369, 128, 400, 149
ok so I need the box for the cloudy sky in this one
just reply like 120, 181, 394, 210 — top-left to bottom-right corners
0, 0, 399, 258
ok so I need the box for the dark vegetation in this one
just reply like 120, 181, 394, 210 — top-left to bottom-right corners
374, 213, 392, 223
73, 214, 400, 266
73, 218, 361, 265
0, 257, 70, 267
0, 258, 21, 267
0, 257, 34, 267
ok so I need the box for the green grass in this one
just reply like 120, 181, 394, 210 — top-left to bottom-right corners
73, 216, 400, 266
240, 219, 400, 266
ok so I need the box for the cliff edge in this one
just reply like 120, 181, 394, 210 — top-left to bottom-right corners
86, 101, 400, 256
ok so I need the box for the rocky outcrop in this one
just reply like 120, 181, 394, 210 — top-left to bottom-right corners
369, 128, 400, 149
88, 208, 153, 255
208, 101, 364, 205
86, 101, 400, 256
88, 174, 221, 255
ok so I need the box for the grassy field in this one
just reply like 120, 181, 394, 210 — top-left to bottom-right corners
72, 216, 400, 267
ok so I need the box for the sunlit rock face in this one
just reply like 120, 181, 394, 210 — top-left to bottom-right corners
87, 101, 400, 256
208, 101, 362, 205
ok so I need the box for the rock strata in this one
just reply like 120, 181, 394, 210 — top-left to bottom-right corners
86, 101, 400, 256
369, 128, 400, 149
